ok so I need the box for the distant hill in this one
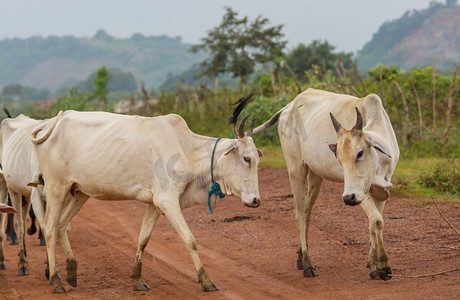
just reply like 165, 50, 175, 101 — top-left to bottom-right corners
0, 30, 206, 92
356, 1, 460, 71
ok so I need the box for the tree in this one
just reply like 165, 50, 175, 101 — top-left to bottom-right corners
285, 40, 353, 80
93, 66, 109, 111
190, 7, 286, 84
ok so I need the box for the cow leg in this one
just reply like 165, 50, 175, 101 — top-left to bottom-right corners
0, 213, 6, 269
55, 192, 88, 288
0, 178, 7, 269
300, 170, 323, 277
6, 213, 18, 245
359, 197, 391, 280
42, 187, 68, 293
27, 206, 37, 235
131, 204, 160, 291
154, 194, 219, 292
10, 193, 31, 276
367, 199, 384, 271
287, 159, 319, 277
30, 188, 46, 247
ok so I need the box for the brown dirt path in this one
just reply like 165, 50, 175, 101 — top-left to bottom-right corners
0, 168, 459, 299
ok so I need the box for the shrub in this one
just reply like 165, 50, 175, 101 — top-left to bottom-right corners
418, 159, 459, 196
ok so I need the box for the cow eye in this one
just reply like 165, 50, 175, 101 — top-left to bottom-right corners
357, 150, 364, 159
243, 156, 251, 163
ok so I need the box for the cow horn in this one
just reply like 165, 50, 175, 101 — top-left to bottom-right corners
238, 114, 249, 138
233, 123, 238, 137
354, 107, 363, 131
329, 112, 343, 133
247, 118, 256, 137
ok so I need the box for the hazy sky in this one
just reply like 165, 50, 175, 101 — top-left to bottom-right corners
1, 0, 435, 53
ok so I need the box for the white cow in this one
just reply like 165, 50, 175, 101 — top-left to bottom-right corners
0, 115, 46, 274
30, 98, 263, 293
253, 88, 399, 280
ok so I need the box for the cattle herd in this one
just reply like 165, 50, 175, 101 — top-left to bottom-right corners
0, 88, 399, 293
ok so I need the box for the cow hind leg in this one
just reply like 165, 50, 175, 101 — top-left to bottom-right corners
300, 170, 323, 277
131, 204, 160, 291
155, 193, 219, 292
288, 162, 319, 277
360, 197, 391, 280
56, 192, 88, 288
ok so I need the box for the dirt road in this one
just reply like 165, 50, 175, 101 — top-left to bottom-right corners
1, 168, 459, 299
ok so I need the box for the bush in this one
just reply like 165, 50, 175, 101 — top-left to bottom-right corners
418, 159, 459, 196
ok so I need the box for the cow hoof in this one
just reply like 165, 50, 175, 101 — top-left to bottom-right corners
9, 239, 18, 245
133, 280, 150, 291
40, 239, 46, 246
51, 273, 68, 293
18, 267, 29, 276
52, 285, 68, 293
303, 266, 318, 277
202, 282, 219, 292
45, 269, 50, 279
0, 263, 6, 270
66, 277, 77, 288
370, 267, 392, 280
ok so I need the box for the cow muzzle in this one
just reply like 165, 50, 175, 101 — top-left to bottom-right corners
342, 193, 360, 206
244, 197, 261, 208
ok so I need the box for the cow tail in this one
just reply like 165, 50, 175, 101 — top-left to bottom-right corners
251, 108, 284, 135
31, 111, 64, 144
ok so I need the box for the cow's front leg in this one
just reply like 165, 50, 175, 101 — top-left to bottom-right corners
43, 187, 68, 293
155, 194, 219, 292
360, 197, 391, 280
131, 204, 160, 291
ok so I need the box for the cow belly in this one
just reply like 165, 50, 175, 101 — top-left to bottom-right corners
72, 181, 154, 203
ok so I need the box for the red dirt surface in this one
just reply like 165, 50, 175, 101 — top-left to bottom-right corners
1, 168, 459, 299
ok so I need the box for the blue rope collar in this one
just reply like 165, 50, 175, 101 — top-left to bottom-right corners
207, 137, 226, 214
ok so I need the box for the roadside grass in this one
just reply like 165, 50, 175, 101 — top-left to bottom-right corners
392, 157, 459, 199
258, 145, 286, 169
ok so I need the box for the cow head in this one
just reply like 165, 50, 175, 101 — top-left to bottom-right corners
328, 108, 392, 206
218, 94, 263, 208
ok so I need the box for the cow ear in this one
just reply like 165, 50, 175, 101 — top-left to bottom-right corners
224, 146, 237, 156
257, 149, 264, 158
328, 144, 337, 157
373, 145, 391, 159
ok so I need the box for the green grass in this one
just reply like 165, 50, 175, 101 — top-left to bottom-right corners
392, 158, 459, 198
258, 145, 286, 168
